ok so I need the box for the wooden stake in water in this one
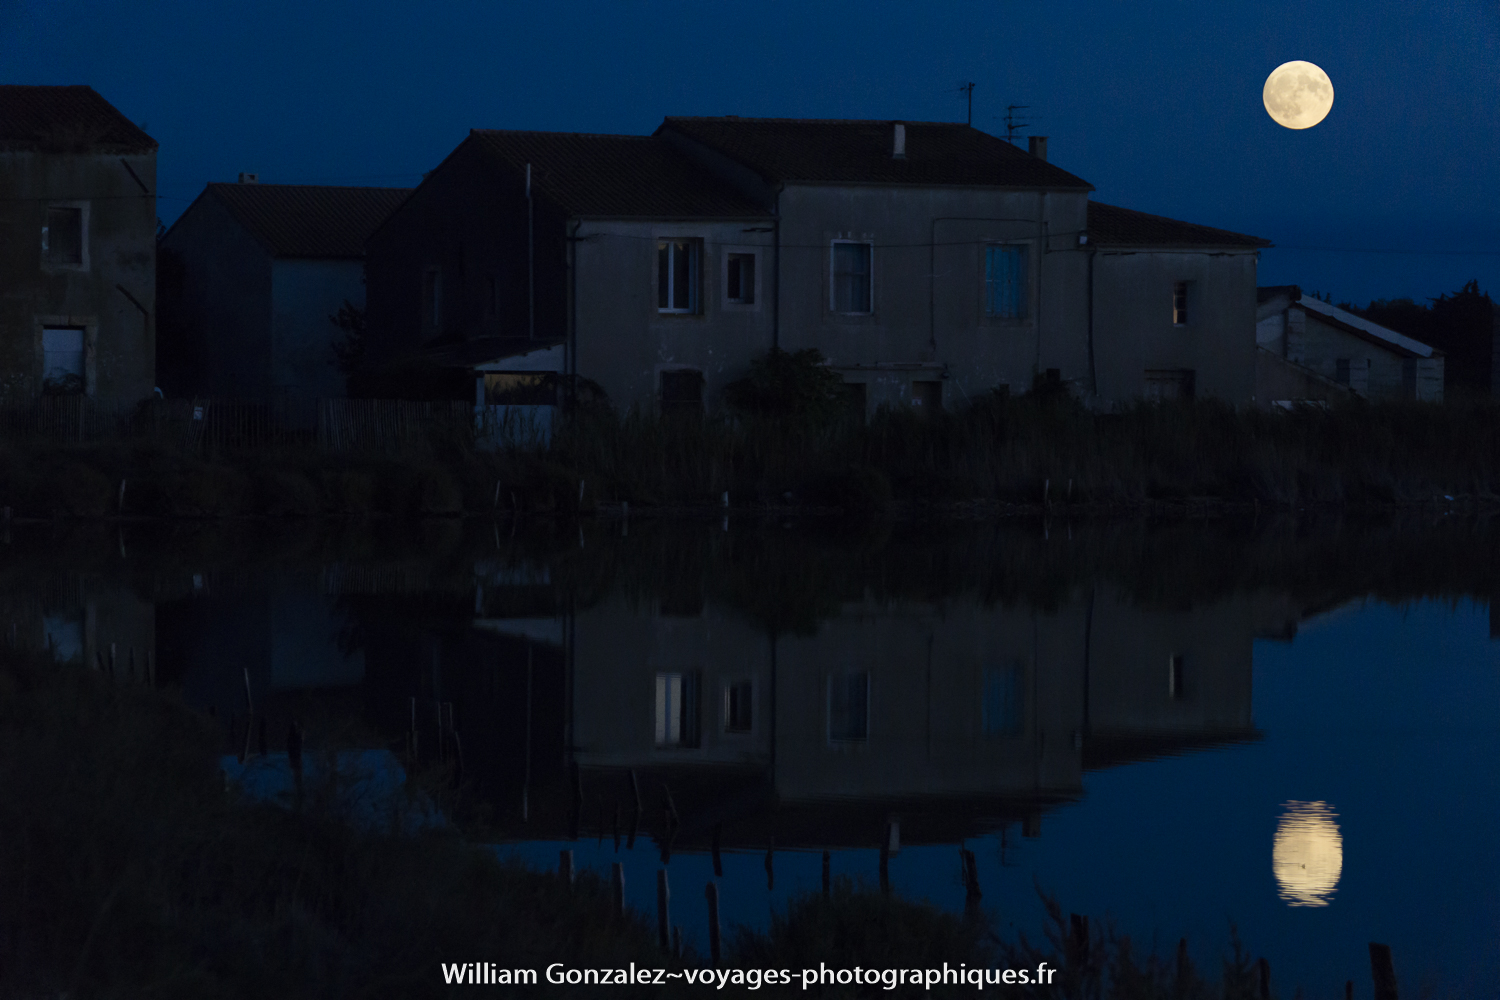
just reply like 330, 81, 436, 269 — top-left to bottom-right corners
704, 882, 721, 967
559, 849, 574, 887
765, 839, 775, 891
711, 822, 723, 877
821, 850, 831, 897
656, 869, 671, 951
1369, 943, 1398, 1000
611, 862, 625, 917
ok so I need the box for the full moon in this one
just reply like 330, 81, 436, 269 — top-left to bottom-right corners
1272, 801, 1343, 907
1263, 61, 1335, 129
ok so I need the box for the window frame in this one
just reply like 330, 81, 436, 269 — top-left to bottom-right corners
41, 201, 90, 272
1172, 280, 1191, 326
829, 239, 874, 316
826, 670, 871, 744
982, 241, 1030, 323
657, 238, 702, 315
723, 250, 759, 309
723, 679, 755, 734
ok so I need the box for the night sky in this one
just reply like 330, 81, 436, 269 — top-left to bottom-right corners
4, 0, 1496, 306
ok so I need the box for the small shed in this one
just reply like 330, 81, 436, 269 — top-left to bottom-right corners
1256, 286, 1444, 403
158, 182, 410, 398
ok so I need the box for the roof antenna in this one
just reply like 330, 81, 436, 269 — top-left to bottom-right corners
958, 82, 975, 125
1002, 104, 1031, 145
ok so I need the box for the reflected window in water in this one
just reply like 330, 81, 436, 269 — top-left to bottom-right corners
654, 671, 701, 748
1272, 800, 1343, 907
724, 679, 753, 733
982, 662, 1025, 736
43, 615, 83, 664
828, 672, 869, 743
1168, 653, 1186, 700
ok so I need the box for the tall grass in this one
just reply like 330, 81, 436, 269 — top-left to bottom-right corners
554, 395, 1500, 508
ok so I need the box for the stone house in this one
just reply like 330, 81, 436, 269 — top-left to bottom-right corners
365, 116, 1271, 415
1256, 285, 1443, 403
1087, 202, 1270, 404
157, 181, 410, 398
0, 85, 157, 402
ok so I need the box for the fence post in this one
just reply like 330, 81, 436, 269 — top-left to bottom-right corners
705, 882, 721, 967
657, 869, 671, 951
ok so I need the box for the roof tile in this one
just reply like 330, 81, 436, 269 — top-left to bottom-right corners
0, 85, 155, 153
1088, 201, 1270, 248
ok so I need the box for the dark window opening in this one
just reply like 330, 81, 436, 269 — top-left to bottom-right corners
1168, 654, 1186, 700
828, 671, 869, 742
44, 206, 83, 265
985, 244, 1028, 319
982, 662, 1025, 736
41, 327, 85, 395
725, 680, 753, 733
727, 253, 755, 304
1172, 281, 1189, 325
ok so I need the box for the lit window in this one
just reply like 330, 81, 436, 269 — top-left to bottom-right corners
828, 671, 869, 742
727, 253, 755, 304
831, 241, 872, 314
1172, 281, 1189, 325
43, 206, 84, 266
985, 245, 1028, 319
725, 680, 753, 732
658, 240, 700, 313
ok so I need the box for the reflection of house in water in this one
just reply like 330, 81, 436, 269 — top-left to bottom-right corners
4, 580, 156, 678
547, 588, 1298, 852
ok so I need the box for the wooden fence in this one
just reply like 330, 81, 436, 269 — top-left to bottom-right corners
0, 396, 483, 454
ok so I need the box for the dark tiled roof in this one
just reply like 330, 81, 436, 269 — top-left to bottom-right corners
0, 85, 156, 153
1257, 285, 1301, 303
206, 183, 412, 258
658, 117, 1093, 189
469, 131, 769, 218
1088, 201, 1271, 249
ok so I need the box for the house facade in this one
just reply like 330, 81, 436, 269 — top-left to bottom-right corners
158, 182, 410, 398
1256, 286, 1444, 403
0, 85, 157, 402
1087, 202, 1270, 405
365, 116, 1269, 415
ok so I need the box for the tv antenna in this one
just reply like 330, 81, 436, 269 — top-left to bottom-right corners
957, 81, 975, 125
1003, 104, 1031, 145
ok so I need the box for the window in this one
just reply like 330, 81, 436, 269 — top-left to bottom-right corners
422, 267, 441, 334
1334, 358, 1351, 385
985, 244, 1028, 320
725, 680, 753, 733
726, 253, 755, 304
831, 241, 872, 314
43, 206, 84, 267
41, 327, 85, 395
1168, 654, 1186, 700
657, 240, 700, 313
828, 671, 869, 742
982, 663, 1025, 736
660, 369, 703, 416
655, 672, 701, 747
1172, 281, 1190, 325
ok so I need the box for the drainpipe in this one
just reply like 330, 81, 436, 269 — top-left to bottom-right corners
526, 163, 534, 342
1086, 243, 1097, 397
772, 185, 783, 351
568, 219, 581, 407
1035, 194, 1046, 377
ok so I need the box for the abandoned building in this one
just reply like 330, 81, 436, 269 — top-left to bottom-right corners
158, 181, 411, 398
0, 85, 157, 403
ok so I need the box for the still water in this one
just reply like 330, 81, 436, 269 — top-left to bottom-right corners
11, 516, 1500, 994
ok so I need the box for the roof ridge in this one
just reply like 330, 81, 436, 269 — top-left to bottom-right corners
471, 128, 654, 140
663, 115, 975, 126
209, 182, 414, 192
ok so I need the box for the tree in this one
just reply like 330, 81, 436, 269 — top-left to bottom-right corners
721, 347, 847, 422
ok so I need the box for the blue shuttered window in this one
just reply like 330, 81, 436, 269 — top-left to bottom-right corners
985, 244, 1028, 320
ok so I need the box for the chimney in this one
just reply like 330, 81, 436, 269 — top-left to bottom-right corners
238, 172, 258, 184
1028, 136, 1048, 162
892, 122, 906, 159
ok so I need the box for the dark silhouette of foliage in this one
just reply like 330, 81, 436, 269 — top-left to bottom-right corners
722, 347, 845, 422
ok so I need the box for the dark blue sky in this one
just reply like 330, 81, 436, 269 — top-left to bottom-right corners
5, 0, 1496, 305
